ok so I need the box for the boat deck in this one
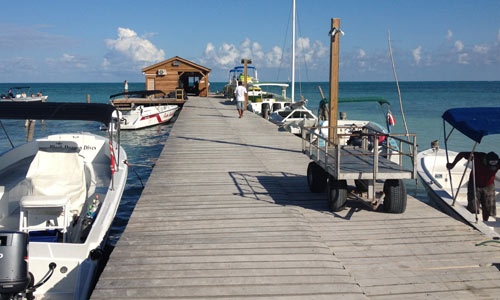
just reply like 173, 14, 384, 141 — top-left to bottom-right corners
92, 96, 500, 299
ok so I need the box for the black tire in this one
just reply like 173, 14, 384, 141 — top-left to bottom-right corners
328, 177, 347, 212
383, 179, 407, 213
307, 162, 328, 192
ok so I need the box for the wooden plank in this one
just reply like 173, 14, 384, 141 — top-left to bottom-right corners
91, 96, 500, 299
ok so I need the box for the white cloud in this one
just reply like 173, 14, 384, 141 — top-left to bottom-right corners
203, 42, 239, 66
296, 37, 310, 53
61, 53, 75, 62
454, 40, 464, 52
458, 53, 469, 64
200, 36, 328, 76
264, 46, 283, 68
295, 37, 327, 65
101, 58, 110, 68
103, 27, 165, 70
313, 41, 328, 58
250, 40, 265, 60
46, 53, 88, 70
446, 30, 453, 40
412, 46, 422, 65
473, 44, 489, 54
497, 29, 500, 43
357, 49, 366, 59
356, 49, 366, 68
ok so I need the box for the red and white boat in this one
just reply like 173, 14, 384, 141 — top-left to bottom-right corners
117, 104, 179, 130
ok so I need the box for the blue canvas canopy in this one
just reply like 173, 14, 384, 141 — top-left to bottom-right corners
442, 107, 500, 143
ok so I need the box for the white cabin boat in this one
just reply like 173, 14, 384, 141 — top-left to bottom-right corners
117, 104, 179, 130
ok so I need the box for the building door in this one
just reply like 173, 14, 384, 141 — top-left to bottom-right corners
146, 78, 155, 90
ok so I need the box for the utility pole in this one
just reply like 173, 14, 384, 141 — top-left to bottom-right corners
241, 58, 252, 110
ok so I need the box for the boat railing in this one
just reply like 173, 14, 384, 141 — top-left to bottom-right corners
301, 124, 417, 181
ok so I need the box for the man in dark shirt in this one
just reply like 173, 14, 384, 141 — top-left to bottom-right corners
447, 151, 500, 221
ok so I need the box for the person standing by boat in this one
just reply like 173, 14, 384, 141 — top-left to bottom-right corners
234, 80, 247, 118
124, 80, 128, 99
446, 151, 500, 221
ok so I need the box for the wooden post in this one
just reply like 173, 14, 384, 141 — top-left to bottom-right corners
241, 59, 252, 110
328, 18, 341, 145
243, 62, 248, 109
26, 120, 35, 142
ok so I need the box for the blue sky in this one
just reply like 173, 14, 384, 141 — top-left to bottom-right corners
1, 0, 499, 83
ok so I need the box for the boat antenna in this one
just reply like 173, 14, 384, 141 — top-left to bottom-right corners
0, 120, 14, 148
388, 30, 410, 138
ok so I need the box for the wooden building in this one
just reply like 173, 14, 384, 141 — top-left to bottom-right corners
142, 56, 211, 97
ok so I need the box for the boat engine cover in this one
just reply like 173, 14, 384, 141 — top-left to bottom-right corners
0, 231, 29, 295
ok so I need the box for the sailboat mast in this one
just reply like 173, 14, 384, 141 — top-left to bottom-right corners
291, 0, 296, 102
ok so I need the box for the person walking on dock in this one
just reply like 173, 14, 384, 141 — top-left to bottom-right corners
447, 151, 500, 221
234, 80, 247, 118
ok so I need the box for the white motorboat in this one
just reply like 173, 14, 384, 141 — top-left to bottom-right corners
223, 65, 292, 118
269, 100, 317, 135
223, 65, 259, 100
1, 86, 48, 102
116, 104, 179, 130
246, 82, 292, 118
0, 102, 128, 300
417, 107, 500, 239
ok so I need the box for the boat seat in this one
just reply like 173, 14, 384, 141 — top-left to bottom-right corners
19, 195, 70, 241
18, 149, 87, 242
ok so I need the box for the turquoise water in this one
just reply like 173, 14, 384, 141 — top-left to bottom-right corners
212, 81, 500, 152
1, 81, 500, 244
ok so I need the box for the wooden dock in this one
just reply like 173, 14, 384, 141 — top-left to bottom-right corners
91, 96, 500, 299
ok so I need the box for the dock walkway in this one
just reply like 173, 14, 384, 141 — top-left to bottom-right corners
92, 96, 500, 299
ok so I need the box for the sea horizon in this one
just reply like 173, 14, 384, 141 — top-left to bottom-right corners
2, 80, 499, 84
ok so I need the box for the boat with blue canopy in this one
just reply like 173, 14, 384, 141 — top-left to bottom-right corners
418, 107, 500, 239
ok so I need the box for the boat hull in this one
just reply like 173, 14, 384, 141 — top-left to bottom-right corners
0, 95, 47, 103
119, 105, 178, 130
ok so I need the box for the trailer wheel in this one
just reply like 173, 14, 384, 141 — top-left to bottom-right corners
307, 162, 328, 192
383, 179, 407, 213
328, 177, 347, 212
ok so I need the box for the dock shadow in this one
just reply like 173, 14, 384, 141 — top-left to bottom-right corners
228, 170, 378, 219
177, 136, 302, 154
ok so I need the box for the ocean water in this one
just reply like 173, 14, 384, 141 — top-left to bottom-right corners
212, 81, 500, 152
1, 81, 500, 245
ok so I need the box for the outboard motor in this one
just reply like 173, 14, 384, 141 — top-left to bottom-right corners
0, 231, 29, 299
261, 103, 270, 119
272, 103, 282, 111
